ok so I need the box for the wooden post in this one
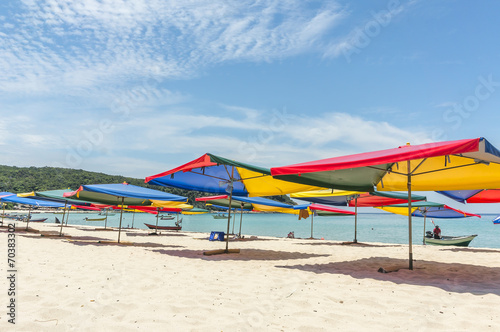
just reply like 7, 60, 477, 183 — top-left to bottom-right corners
117, 197, 125, 243
59, 201, 67, 236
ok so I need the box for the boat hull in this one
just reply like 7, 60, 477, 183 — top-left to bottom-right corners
425, 235, 477, 247
85, 217, 107, 221
27, 218, 47, 222
144, 223, 182, 231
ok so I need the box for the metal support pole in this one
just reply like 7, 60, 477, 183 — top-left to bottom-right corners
225, 167, 235, 252
422, 212, 427, 245
310, 212, 314, 239
353, 196, 358, 243
238, 203, 244, 238
155, 207, 160, 234
408, 160, 413, 270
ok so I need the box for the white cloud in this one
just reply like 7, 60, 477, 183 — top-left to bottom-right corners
0, 1, 347, 94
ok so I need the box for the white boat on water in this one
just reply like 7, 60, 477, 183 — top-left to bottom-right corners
424, 233, 477, 247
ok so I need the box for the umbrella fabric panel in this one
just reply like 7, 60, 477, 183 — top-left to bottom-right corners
146, 154, 323, 196
272, 138, 484, 175
236, 167, 323, 197
375, 154, 500, 191
412, 206, 480, 218
148, 164, 249, 195
347, 193, 424, 207
290, 190, 358, 206
271, 138, 500, 191
1, 195, 66, 207
291, 190, 426, 207
275, 166, 385, 191
66, 190, 151, 206
79, 184, 187, 201
464, 189, 500, 203
308, 204, 355, 215
196, 195, 295, 211
376, 205, 480, 218
64, 184, 187, 206
197, 197, 253, 209
435, 190, 483, 203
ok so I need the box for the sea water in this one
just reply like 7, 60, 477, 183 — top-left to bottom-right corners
44, 212, 500, 249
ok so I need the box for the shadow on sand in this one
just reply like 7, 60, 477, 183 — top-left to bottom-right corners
125, 232, 187, 237
294, 241, 402, 248
152, 248, 330, 261
66, 239, 185, 249
276, 256, 500, 296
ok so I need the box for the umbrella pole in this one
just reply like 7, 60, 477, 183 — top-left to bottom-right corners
422, 211, 427, 245
232, 211, 236, 235
408, 160, 413, 270
2, 203, 4, 226
59, 201, 67, 236
238, 203, 244, 238
155, 207, 160, 234
117, 197, 125, 243
225, 167, 235, 253
310, 212, 314, 239
132, 210, 136, 229
353, 196, 358, 243
25, 206, 32, 231
104, 209, 108, 229
65, 208, 70, 226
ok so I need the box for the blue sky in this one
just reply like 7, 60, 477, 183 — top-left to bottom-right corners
1, 1, 500, 212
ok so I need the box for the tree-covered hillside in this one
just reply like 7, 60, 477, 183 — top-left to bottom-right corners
0, 165, 294, 207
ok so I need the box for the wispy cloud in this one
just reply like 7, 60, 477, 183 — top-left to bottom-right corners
323, 0, 418, 60
0, 1, 346, 94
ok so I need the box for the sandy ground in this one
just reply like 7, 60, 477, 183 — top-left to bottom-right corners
1, 220, 500, 331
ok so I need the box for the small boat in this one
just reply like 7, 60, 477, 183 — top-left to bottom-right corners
25, 218, 47, 223
144, 222, 182, 231
160, 216, 175, 220
84, 217, 107, 221
99, 212, 116, 216
425, 234, 478, 247
493, 215, 500, 225
212, 214, 228, 219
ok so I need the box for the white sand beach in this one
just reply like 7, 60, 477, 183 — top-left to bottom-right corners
2, 221, 500, 331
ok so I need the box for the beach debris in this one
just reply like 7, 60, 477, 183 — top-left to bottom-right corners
377, 267, 387, 273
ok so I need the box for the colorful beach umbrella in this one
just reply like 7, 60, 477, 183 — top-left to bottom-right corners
291, 189, 426, 242
145, 153, 324, 254
292, 203, 355, 239
376, 201, 481, 244
197, 195, 298, 238
64, 183, 187, 243
0, 192, 15, 226
271, 137, 500, 269
0, 195, 66, 230
492, 215, 500, 225
436, 189, 500, 203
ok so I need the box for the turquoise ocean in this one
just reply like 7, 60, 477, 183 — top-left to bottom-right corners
41, 211, 500, 249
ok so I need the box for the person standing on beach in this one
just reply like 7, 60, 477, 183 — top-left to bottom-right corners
433, 225, 441, 239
